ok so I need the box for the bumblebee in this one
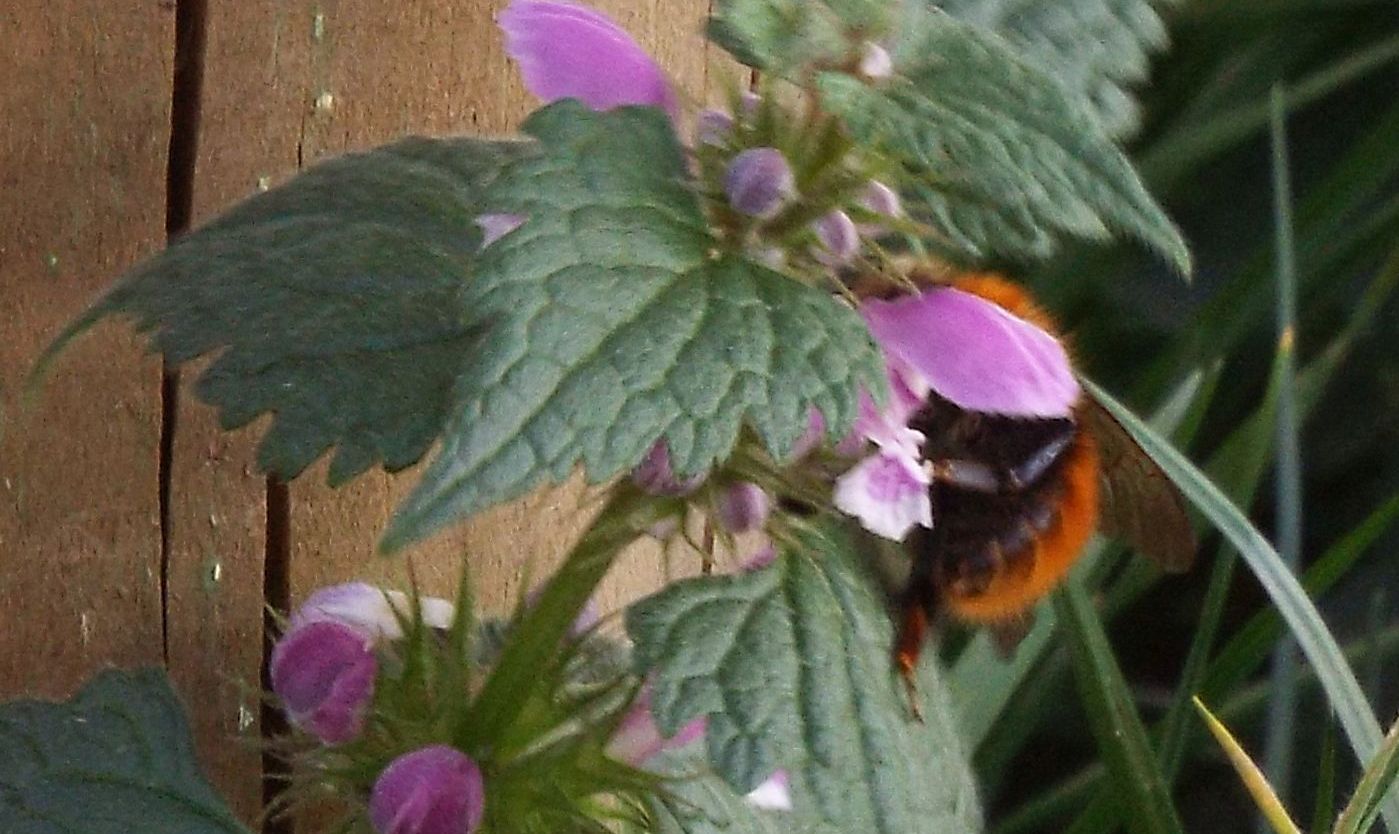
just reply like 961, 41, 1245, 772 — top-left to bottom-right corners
860, 270, 1197, 691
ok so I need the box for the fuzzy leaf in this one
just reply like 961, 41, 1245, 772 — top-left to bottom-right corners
40, 136, 529, 484
383, 102, 882, 550
818, 11, 1189, 272
935, 0, 1175, 135
627, 524, 983, 834
0, 669, 250, 834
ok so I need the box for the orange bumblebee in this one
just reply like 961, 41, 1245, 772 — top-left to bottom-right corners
855, 267, 1197, 692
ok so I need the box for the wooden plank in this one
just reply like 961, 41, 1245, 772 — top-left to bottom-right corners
0, 3, 170, 697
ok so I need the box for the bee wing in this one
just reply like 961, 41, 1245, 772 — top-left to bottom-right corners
1079, 394, 1196, 572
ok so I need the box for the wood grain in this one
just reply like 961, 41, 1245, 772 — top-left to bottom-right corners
0, 2, 171, 698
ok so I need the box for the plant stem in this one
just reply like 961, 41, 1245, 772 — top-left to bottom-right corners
460, 483, 663, 748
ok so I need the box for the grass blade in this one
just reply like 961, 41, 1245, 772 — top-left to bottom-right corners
1194, 697, 1304, 834
1333, 717, 1399, 834
1263, 80, 1304, 811
1057, 579, 1185, 834
1085, 380, 1399, 834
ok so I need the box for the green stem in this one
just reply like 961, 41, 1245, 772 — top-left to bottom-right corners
460, 484, 663, 748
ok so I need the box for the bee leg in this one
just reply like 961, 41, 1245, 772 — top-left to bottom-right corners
894, 541, 940, 722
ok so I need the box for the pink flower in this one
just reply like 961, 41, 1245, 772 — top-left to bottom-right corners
606, 683, 706, 766
292, 582, 454, 641
498, 0, 677, 120
474, 213, 526, 249
632, 441, 706, 496
271, 621, 377, 745
835, 287, 1079, 540
609, 684, 792, 812
744, 770, 792, 811
369, 745, 485, 834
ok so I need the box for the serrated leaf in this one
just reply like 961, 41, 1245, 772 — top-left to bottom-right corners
0, 668, 251, 834
39, 136, 529, 484
383, 102, 883, 551
817, 11, 1189, 272
934, 0, 1175, 136
626, 524, 983, 834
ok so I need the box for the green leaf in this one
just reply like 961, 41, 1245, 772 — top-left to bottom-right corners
0, 668, 251, 834
817, 11, 1190, 272
626, 524, 983, 834
936, 0, 1176, 136
37, 136, 528, 484
384, 102, 883, 551
1333, 716, 1399, 834
1057, 579, 1185, 834
705, 0, 865, 73
1084, 380, 1399, 834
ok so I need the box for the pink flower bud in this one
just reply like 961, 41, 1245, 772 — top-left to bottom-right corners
725, 148, 796, 219
716, 481, 770, 534
696, 108, 734, 145
859, 42, 893, 79
369, 745, 485, 834
271, 621, 377, 745
814, 210, 859, 264
860, 181, 902, 219
607, 683, 706, 766
632, 441, 705, 496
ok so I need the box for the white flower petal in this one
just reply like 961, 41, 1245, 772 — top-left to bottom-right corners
744, 770, 792, 811
833, 451, 933, 541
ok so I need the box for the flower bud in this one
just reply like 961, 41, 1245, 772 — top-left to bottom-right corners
696, 108, 734, 146
739, 90, 761, 118
632, 441, 705, 496
271, 620, 376, 745
860, 181, 902, 219
814, 210, 859, 264
607, 683, 706, 766
716, 481, 770, 534
724, 148, 795, 219
859, 42, 893, 79
369, 745, 485, 834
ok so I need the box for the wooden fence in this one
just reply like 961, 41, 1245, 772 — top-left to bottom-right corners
1, 1, 726, 825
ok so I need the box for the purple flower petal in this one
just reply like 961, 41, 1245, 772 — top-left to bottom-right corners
475, 213, 526, 249
725, 148, 796, 219
745, 770, 793, 811
833, 449, 932, 541
862, 287, 1080, 418
370, 745, 485, 834
860, 180, 902, 219
271, 620, 377, 745
740, 544, 778, 572
498, 0, 677, 118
